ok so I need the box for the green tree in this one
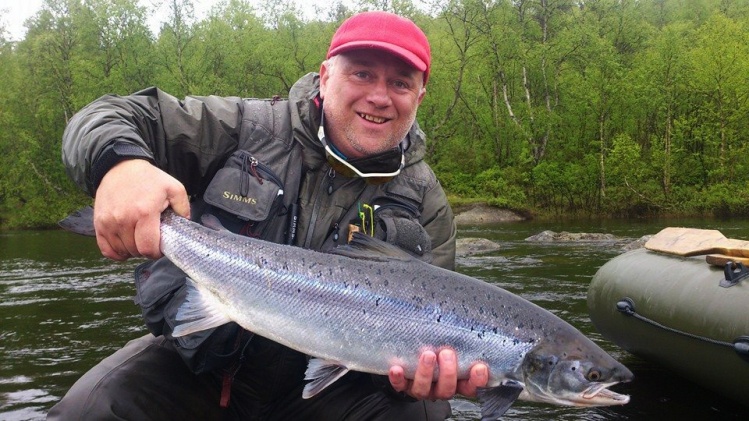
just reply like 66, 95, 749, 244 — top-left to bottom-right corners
153, 0, 203, 95
76, 0, 154, 93
1, 0, 88, 227
687, 12, 749, 184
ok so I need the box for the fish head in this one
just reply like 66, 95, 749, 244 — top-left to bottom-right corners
519, 334, 633, 407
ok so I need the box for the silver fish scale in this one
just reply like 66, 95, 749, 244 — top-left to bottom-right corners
160, 212, 565, 383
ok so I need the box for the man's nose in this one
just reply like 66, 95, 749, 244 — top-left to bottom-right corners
367, 80, 392, 107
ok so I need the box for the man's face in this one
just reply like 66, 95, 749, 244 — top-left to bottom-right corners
319, 50, 426, 159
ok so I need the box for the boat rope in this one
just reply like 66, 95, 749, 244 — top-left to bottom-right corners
616, 297, 749, 362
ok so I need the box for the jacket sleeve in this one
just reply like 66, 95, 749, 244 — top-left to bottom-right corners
420, 178, 457, 271
62, 87, 245, 196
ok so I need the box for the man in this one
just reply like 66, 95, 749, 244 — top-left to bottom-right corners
49, 11, 488, 420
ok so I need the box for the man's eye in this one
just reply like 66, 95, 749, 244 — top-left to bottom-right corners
392, 80, 409, 90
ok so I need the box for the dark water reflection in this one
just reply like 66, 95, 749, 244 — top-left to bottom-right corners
1, 230, 143, 420
2, 218, 749, 420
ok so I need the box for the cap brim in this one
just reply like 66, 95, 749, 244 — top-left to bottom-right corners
327, 41, 427, 72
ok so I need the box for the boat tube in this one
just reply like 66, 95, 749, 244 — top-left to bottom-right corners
587, 247, 749, 404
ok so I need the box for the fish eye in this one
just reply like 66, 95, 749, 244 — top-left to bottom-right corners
587, 369, 602, 381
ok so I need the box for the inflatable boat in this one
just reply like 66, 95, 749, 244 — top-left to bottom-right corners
587, 227, 749, 404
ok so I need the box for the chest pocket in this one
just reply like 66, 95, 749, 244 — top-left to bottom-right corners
203, 150, 285, 236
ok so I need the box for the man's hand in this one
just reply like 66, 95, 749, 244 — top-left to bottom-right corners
93, 159, 190, 261
388, 349, 489, 400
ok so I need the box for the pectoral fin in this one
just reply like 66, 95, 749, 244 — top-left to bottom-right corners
302, 358, 350, 399
477, 380, 524, 421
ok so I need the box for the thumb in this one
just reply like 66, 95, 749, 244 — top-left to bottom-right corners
165, 182, 191, 220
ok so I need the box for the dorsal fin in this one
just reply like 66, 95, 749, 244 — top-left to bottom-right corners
329, 232, 415, 262
200, 213, 230, 232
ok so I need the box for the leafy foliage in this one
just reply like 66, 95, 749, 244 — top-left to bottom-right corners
3, 0, 749, 228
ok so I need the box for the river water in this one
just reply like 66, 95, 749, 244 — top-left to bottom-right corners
2, 217, 749, 420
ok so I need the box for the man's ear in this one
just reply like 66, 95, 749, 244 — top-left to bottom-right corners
417, 87, 426, 105
319, 61, 330, 99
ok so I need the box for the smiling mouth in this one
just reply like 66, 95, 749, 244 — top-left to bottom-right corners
359, 113, 388, 124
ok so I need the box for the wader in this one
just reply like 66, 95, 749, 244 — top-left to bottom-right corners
47, 334, 451, 420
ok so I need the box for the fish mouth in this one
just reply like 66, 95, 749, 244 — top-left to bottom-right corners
578, 382, 630, 406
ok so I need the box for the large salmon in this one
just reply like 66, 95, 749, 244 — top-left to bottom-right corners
61, 208, 632, 420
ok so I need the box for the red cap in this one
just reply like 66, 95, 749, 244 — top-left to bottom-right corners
327, 11, 431, 85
